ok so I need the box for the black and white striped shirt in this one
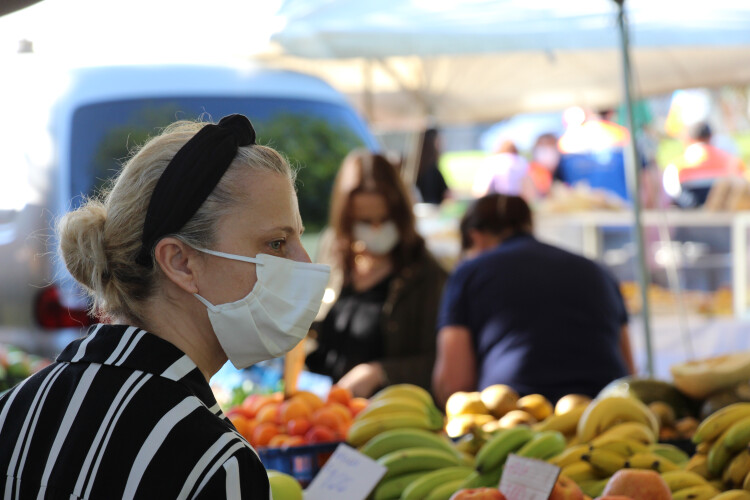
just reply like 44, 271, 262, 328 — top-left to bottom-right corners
0, 324, 269, 499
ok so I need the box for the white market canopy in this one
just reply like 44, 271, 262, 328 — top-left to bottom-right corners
263, 0, 750, 129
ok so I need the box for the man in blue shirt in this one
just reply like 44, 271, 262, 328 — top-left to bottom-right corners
432, 194, 634, 407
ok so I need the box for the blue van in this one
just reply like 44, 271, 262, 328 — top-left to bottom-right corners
0, 57, 378, 357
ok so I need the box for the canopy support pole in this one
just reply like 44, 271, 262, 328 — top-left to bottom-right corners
615, 0, 654, 377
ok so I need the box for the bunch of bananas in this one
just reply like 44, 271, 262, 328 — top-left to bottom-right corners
576, 396, 660, 444
547, 422, 684, 497
689, 402, 750, 493
347, 384, 445, 447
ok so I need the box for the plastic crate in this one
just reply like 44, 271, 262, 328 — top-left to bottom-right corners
258, 441, 342, 486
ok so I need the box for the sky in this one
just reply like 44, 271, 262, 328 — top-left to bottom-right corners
0, 0, 284, 63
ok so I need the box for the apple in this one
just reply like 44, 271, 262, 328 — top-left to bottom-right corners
601, 469, 671, 500
549, 475, 584, 500
267, 470, 302, 500
449, 487, 506, 500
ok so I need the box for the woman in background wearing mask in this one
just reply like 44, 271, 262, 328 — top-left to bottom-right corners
521, 133, 561, 201
0, 115, 329, 498
307, 150, 448, 397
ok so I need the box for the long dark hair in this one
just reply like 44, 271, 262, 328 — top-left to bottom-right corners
460, 194, 533, 251
329, 149, 426, 277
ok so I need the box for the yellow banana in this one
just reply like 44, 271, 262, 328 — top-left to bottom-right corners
533, 404, 588, 435
582, 448, 627, 476
693, 403, 750, 444
377, 447, 460, 480
648, 443, 690, 466
359, 427, 456, 460
590, 437, 648, 457
661, 470, 710, 492
549, 444, 591, 467
724, 449, 750, 489
577, 396, 659, 443
371, 471, 426, 500
401, 466, 474, 500
696, 441, 713, 455
355, 396, 435, 420
347, 411, 444, 447
425, 478, 465, 500
671, 484, 722, 500
475, 426, 534, 473
626, 452, 681, 473
685, 453, 712, 480
371, 384, 435, 408
724, 416, 750, 452
714, 491, 750, 500
561, 461, 600, 482
589, 421, 656, 446
515, 430, 567, 460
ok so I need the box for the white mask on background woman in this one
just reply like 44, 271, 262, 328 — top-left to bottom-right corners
353, 220, 400, 255
193, 247, 331, 369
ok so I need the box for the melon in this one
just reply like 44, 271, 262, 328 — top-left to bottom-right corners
671, 351, 750, 400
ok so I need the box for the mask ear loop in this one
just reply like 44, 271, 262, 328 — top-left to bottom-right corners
194, 247, 263, 265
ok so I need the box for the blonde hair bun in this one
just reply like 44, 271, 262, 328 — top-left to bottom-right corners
58, 199, 109, 295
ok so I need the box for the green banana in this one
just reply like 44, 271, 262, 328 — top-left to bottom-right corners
378, 447, 460, 480
724, 416, 750, 452
660, 469, 709, 492
590, 437, 648, 457
648, 443, 690, 466
458, 467, 503, 490
671, 484, 722, 500
549, 444, 590, 467
401, 466, 474, 500
560, 461, 599, 482
475, 426, 534, 473
425, 478, 466, 500
359, 428, 457, 460
714, 491, 750, 500
456, 450, 476, 468
625, 452, 681, 473
693, 403, 750, 444
582, 448, 627, 476
515, 430, 566, 460
708, 429, 736, 477
371, 384, 435, 408
724, 449, 750, 490
372, 472, 426, 500
348, 412, 444, 447
577, 477, 610, 497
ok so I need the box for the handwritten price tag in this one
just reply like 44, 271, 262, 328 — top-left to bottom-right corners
499, 454, 560, 500
304, 444, 387, 500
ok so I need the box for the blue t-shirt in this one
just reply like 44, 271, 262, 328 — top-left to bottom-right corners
438, 234, 629, 403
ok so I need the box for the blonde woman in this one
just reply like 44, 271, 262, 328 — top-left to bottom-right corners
0, 115, 329, 498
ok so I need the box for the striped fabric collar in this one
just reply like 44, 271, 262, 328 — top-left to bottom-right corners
57, 324, 220, 412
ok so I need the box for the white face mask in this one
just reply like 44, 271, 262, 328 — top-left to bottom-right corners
192, 248, 331, 369
353, 220, 400, 255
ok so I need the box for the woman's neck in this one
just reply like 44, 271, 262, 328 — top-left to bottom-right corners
351, 252, 394, 292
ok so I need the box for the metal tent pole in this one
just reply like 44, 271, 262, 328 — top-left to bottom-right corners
614, 0, 654, 377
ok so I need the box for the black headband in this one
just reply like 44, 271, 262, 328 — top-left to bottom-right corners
135, 114, 256, 267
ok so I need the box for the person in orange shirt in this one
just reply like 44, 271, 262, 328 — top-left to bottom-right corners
663, 122, 747, 207
521, 133, 560, 201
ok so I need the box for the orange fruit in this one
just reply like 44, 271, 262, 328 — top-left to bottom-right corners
326, 385, 352, 407
267, 434, 291, 448
252, 422, 280, 447
255, 402, 280, 424
242, 419, 260, 442
229, 414, 250, 436
292, 391, 325, 411
242, 394, 273, 418
311, 406, 345, 432
279, 397, 313, 424
305, 424, 337, 444
348, 397, 369, 417
287, 417, 312, 437
326, 402, 353, 426
284, 435, 305, 447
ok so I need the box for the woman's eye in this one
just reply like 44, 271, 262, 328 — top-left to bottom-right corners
270, 240, 284, 251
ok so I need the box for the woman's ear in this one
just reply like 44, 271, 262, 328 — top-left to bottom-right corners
153, 237, 201, 294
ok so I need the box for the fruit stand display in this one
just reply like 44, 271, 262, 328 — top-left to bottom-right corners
0, 343, 51, 393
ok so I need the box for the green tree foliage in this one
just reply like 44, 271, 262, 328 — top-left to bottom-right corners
92, 108, 363, 232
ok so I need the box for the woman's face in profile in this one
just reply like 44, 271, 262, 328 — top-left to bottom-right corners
196, 169, 310, 305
